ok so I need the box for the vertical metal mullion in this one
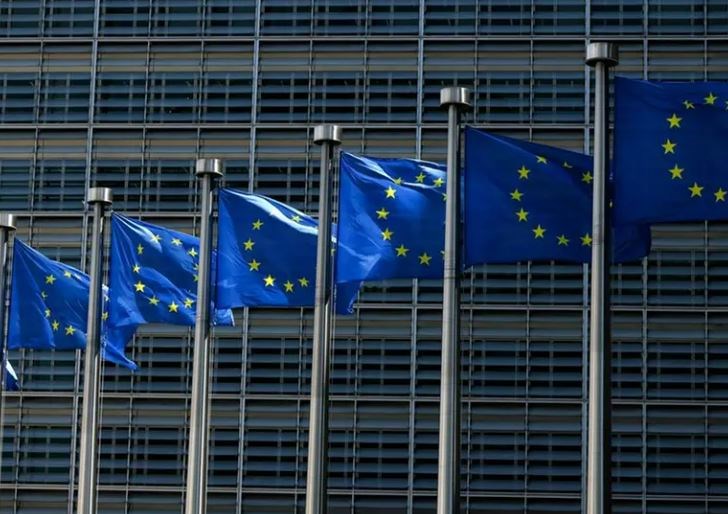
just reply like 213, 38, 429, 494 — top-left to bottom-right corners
415, 0, 424, 161
139, 42, 152, 212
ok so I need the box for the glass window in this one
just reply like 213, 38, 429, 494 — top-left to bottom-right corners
100, 0, 151, 36
43, 0, 93, 36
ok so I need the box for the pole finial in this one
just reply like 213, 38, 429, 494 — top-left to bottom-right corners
87, 187, 113, 206
0, 214, 16, 232
586, 42, 619, 68
440, 87, 472, 109
313, 124, 342, 146
195, 158, 224, 179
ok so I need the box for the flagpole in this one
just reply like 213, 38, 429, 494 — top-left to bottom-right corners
437, 86, 471, 514
304, 124, 341, 514
185, 158, 224, 514
77, 187, 113, 514
585, 42, 618, 514
0, 213, 16, 487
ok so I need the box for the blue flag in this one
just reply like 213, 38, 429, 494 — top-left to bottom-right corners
336, 152, 447, 283
215, 188, 359, 312
614, 77, 728, 226
464, 126, 651, 265
7, 239, 137, 370
5, 361, 19, 391
108, 214, 233, 332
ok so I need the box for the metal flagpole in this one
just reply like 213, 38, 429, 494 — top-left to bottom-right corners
185, 158, 224, 514
436, 87, 471, 514
77, 187, 113, 514
0, 213, 16, 487
304, 124, 342, 514
585, 42, 618, 514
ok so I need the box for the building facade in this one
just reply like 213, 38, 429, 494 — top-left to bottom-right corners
1, 1, 728, 513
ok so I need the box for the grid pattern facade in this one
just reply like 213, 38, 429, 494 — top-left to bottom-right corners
1, 1, 728, 513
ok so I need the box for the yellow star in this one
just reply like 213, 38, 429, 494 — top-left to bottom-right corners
51, 320, 59, 331
442, 193, 447, 202
134, 281, 145, 292
532, 225, 546, 239
149, 296, 160, 306
188, 248, 198, 257
171, 238, 182, 246
252, 219, 263, 230
291, 214, 302, 223
415, 172, 426, 183
45, 274, 56, 285
298, 277, 309, 287
243, 238, 255, 251
418, 252, 432, 266
44, 308, 51, 318
248, 259, 261, 271
376, 208, 389, 220
264, 275, 275, 287
557, 235, 569, 246
385, 186, 396, 199
705, 92, 718, 105
536, 155, 547, 164
662, 139, 676, 154
715, 188, 727, 202
516, 208, 528, 222
581, 233, 593, 246
168, 302, 179, 313
668, 164, 684, 179
395, 244, 409, 257
683, 100, 695, 109
65, 325, 76, 336
102, 311, 109, 321
582, 171, 593, 184
151, 234, 162, 243
433, 177, 444, 187
393, 177, 403, 185
563, 161, 573, 169
689, 182, 703, 198
41, 291, 47, 299
517, 165, 530, 180
132, 264, 141, 273
510, 189, 523, 201
666, 113, 682, 128
63, 270, 72, 278
283, 281, 294, 293
137, 244, 144, 255
193, 274, 198, 282
381, 228, 394, 240
184, 298, 194, 309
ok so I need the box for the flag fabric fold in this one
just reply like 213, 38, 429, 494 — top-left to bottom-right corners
5, 361, 19, 391
215, 188, 358, 313
108, 214, 233, 332
464, 126, 651, 265
6, 239, 136, 370
614, 76, 728, 226
336, 152, 448, 283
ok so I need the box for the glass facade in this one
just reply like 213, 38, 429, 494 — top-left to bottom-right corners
1, 1, 728, 513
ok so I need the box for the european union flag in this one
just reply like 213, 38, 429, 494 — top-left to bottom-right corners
108, 214, 233, 331
614, 77, 728, 226
5, 361, 19, 391
464, 126, 651, 264
215, 188, 358, 312
7, 239, 137, 370
336, 152, 447, 283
